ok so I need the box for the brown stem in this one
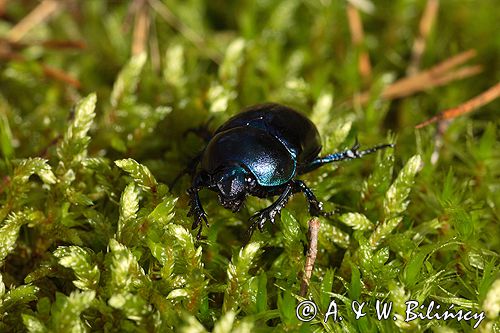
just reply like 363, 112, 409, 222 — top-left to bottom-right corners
407, 0, 439, 75
6, 0, 61, 42
300, 217, 320, 297
347, 3, 372, 83
416, 82, 500, 128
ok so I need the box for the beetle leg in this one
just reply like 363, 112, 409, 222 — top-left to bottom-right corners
187, 174, 209, 239
299, 140, 394, 174
248, 182, 294, 232
292, 180, 333, 217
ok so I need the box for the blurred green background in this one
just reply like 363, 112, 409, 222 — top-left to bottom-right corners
0, 1, 498, 332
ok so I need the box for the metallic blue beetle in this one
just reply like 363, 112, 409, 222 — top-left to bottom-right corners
188, 103, 393, 238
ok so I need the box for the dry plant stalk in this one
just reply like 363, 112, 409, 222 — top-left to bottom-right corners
42, 65, 81, 89
0, 40, 81, 89
300, 217, 320, 297
416, 82, 500, 128
41, 40, 86, 50
132, 0, 150, 56
355, 49, 481, 105
408, 0, 440, 75
347, 3, 372, 83
0, 0, 7, 16
0, 39, 85, 53
6, 0, 61, 42
1, 1, 82, 88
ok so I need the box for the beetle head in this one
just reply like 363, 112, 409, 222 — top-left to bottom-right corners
213, 166, 254, 212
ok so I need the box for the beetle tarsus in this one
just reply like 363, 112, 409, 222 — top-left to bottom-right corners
188, 206, 208, 240
195, 223, 203, 240
247, 182, 293, 233
187, 186, 209, 239
346, 141, 394, 159
292, 180, 333, 217
249, 208, 277, 232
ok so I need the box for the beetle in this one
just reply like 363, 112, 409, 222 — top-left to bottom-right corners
187, 103, 393, 238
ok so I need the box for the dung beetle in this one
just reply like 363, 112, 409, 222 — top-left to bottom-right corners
187, 103, 393, 238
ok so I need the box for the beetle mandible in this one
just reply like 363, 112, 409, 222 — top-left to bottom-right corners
187, 103, 393, 238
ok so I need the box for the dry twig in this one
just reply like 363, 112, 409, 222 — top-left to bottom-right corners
300, 218, 320, 297
355, 49, 480, 105
0, 0, 7, 17
0, 38, 85, 52
0, 40, 81, 89
1, 1, 84, 89
42, 65, 81, 89
416, 82, 500, 128
347, 3, 372, 83
408, 0, 439, 75
41, 39, 86, 50
132, 0, 150, 56
6, 0, 61, 42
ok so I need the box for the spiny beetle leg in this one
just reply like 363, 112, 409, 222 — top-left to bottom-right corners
292, 180, 333, 217
247, 182, 294, 233
187, 186, 209, 239
299, 140, 394, 174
